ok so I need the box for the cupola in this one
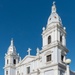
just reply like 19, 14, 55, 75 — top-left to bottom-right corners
7, 39, 16, 55
47, 2, 62, 26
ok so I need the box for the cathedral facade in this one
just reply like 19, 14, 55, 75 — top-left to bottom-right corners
4, 2, 75, 75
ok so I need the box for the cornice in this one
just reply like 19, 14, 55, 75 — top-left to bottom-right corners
40, 63, 66, 70
42, 24, 66, 36
58, 43, 69, 53
70, 70, 75, 74
3, 65, 16, 69
41, 41, 69, 53
40, 63, 58, 69
5, 53, 19, 58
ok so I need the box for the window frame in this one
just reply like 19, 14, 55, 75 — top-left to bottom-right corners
61, 55, 64, 62
48, 36, 51, 44
27, 66, 30, 74
7, 59, 8, 64
13, 59, 16, 64
60, 35, 62, 43
6, 71, 8, 75
46, 54, 51, 62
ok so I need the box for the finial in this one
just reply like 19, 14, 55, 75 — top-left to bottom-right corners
52, 1, 56, 13
11, 38, 14, 46
64, 27, 66, 30
27, 48, 31, 55
42, 27, 45, 31
20, 57, 21, 61
36, 48, 40, 56
5, 53, 7, 56
18, 53, 19, 56
53, 1, 55, 5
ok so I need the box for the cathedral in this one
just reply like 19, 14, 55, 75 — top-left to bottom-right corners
4, 2, 75, 75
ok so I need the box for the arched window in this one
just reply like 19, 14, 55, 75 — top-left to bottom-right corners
27, 66, 30, 74
7, 59, 8, 64
61, 55, 64, 62
6, 71, 8, 75
48, 36, 51, 44
60, 35, 62, 43
13, 59, 16, 64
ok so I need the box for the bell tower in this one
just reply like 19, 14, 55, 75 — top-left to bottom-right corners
4, 39, 20, 75
42, 2, 69, 67
42, 2, 66, 48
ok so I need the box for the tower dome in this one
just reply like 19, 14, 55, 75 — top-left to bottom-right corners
47, 2, 62, 25
7, 39, 16, 55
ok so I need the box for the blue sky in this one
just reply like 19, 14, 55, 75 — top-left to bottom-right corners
0, 0, 75, 75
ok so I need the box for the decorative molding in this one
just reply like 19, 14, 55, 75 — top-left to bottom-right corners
44, 51, 53, 56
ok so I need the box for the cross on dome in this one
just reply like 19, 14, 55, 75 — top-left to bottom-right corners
52, 1, 56, 13
11, 38, 14, 46
53, 1, 55, 5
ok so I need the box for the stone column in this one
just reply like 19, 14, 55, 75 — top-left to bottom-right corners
66, 65, 70, 75
62, 35, 66, 46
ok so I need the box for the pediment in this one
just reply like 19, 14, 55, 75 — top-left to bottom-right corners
19, 55, 35, 65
